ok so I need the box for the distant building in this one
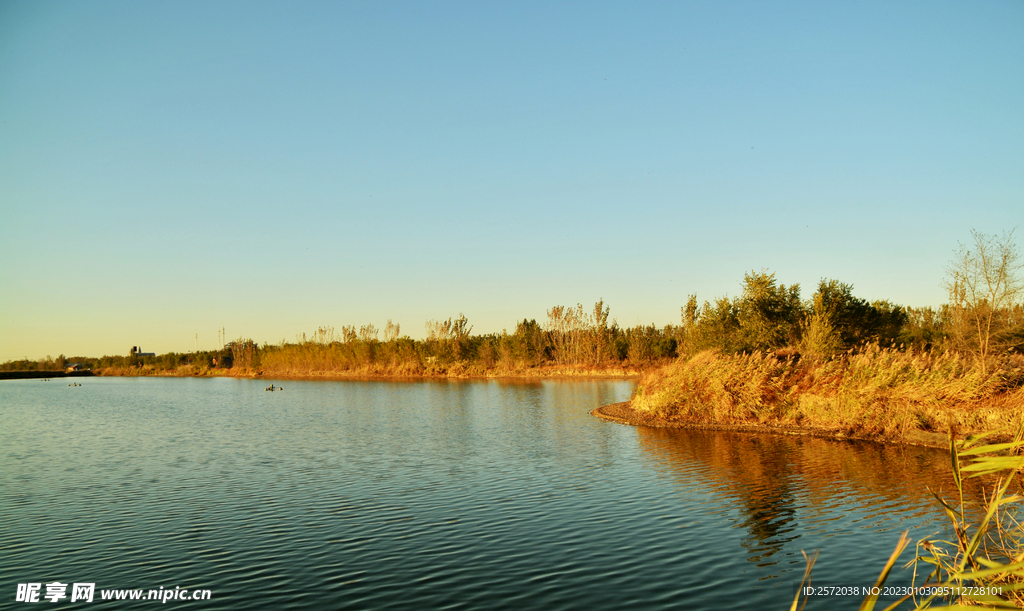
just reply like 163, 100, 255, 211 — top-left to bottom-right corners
130, 346, 156, 358
66, 363, 84, 372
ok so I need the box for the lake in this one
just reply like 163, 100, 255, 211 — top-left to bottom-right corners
1, 377, 960, 609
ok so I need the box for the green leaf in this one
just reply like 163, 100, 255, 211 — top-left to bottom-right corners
953, 558, 1024, 580
962, 428, 1012, 450
958, 440, 1024, 456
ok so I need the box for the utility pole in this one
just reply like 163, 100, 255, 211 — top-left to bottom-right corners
195, 333, 198, 353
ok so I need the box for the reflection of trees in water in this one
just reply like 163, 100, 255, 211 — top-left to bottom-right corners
732, 437, 800, 564
635, 428, 963, 567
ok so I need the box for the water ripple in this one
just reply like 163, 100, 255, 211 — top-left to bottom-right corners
0, 378, 960, 610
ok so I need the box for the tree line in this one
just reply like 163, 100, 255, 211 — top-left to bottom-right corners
3, 229, 1020, 376
677, 229, 1022, 372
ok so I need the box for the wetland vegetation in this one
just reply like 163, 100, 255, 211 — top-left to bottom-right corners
626, 229, 1023, 444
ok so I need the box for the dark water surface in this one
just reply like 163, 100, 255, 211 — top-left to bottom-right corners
1, 377, 960, 609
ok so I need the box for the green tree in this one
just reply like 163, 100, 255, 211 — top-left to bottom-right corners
811, 279, 907, 349
688, 296, 741, 353
592, 299, 610, 364
898, 306, 947, 351
799, 293, 842, 360
736, 271, 802, 352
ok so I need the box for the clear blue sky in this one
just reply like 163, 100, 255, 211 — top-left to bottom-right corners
1, 1, 1021, 361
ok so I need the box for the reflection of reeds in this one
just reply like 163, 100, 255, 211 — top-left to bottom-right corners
637, 426, 960, 510
633, 348, 1024, 439
636, 426, 969, 570
789, 427, 1024, 609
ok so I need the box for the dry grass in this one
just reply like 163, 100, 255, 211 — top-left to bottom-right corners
633, 347, 1024, 439
96, 365, 264, 378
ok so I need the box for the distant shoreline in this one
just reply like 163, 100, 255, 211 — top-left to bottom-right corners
0, 370, 94, 380
591, 401, 953, 450
86, 366, 643, 382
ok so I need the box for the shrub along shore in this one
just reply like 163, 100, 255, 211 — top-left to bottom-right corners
595, 347, 1024, 449
601, 230, 1024, 446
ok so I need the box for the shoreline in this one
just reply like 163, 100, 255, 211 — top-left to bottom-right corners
0, 370, 95, 380
88, 366, 644, 382
591, 401, 953, 450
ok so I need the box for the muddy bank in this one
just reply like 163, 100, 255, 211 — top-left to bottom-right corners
592, 401, 952, 450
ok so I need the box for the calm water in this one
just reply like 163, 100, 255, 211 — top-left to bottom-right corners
1, 377, 961, 609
